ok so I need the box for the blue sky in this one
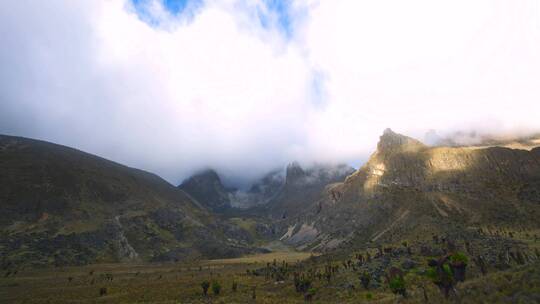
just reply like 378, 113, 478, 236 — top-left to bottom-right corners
257, 0, 294, 37
131, 0, 294, 37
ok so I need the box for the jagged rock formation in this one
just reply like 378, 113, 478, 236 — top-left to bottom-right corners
260, 162, 355, 220
0, 135, 260, 267
178, 169, 233, 212
179, 162, 354, 215
178, 168, 286, 210
280, 129, 540, 251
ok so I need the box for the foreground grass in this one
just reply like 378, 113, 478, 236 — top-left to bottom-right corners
1, 249, 539, 303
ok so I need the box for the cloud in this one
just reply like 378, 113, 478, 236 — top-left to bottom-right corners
1, 0, 539, 186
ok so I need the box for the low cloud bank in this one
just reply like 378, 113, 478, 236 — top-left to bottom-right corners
1, 0, 539, 186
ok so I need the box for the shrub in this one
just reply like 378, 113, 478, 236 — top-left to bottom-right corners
201, 281, 210, 296
427, 258, 455, 298
449, 252, 468, 282
360, 272, 371, 289
387, 267, 407, 298
211, 281, 221, 295
304, 287, 317, 302
295, 277, 312, 293
389, 276, 407, 297
232, 281, 238, 292
450, 252, 468, 265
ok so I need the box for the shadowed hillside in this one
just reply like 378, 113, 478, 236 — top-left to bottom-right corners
0, 135, 262, 267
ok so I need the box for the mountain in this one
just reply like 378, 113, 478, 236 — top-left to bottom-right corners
179, 163, 355, 217
178, 169, 233, 212
280, 129, 540, 251
0, 135, 261, 267
259, 162, 355, 220
178, 168, 285, 210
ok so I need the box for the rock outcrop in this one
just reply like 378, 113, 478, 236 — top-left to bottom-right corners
281, 129, 540, 251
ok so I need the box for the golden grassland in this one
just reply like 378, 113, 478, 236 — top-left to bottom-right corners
1, 245, 539, 304
2, 226, 540, 304
207, 251, 315, 265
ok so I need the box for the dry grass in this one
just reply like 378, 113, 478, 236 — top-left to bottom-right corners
1, 247, 538, 303
207, 251, 315, 265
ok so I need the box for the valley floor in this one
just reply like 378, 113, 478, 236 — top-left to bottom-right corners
1, 243, 539, 304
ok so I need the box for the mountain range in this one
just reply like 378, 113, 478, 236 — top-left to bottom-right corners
1, 129, 539, 267
0, 135, 270, 267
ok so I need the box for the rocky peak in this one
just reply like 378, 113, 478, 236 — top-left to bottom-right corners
178, 169, 231, 212
377, 128, 425, 153
285, 161, 307, 184
183, 169, 222, 185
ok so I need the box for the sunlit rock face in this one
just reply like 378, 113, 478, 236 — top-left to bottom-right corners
284, 129, 540, 252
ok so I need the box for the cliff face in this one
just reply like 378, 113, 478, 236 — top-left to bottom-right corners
280, 129, 540, 251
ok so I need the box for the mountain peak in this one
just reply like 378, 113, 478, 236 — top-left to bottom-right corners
286, 161, 306, 180
178, 169, 231, 212
186, 169, 221, 183
377, 128, 425, 152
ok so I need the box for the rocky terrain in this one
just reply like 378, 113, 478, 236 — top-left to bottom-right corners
178, 162, 354, 217
279, 129, 540, 252
2, 129, 540, 273
1, 130, 540, 303
0, 135, 265, 267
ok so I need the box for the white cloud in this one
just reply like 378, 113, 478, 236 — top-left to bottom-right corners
299, 0, 540, 159
1, 0, 539, 185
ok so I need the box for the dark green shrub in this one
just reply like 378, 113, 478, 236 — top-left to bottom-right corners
449, 252, 468, 264
295, 277, 312, 293
388, 276, 407, 297
304, 287, 317, 302
201, 281, 210, 296
449, 252, 468, 282
211, 281, 221, 295
387, 267, 407, 298
427, 258, 455, 298
360, 271, 371, 289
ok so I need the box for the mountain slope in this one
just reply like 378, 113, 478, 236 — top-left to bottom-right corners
280, 129, 540, 250
260, 162, 355, 220
178, 169, 233, 212
0, 135, 257, 267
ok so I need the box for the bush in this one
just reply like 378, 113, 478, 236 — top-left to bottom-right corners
360, 272, 371, 289
201, 281, 210, 296
295, 277, 312, 293
427, 258, 455, 298
450, 252, 468, 265
211, 281, 221, 295
389, 276, 407, 297
304, 287, 317, 302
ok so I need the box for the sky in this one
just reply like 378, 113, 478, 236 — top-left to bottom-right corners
1, 0, 540, 186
